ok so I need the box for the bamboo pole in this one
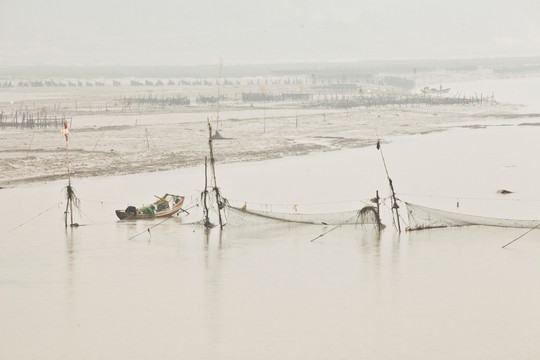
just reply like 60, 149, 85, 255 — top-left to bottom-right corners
62, 121, 75, 227
26, 130, 35, 158
207, 119, 224, 228
377, 139, 401, 233
202, 156, 212, 228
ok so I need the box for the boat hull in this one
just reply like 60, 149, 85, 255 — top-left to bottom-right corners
421, 87, 450, 94
115, 195, 185, 220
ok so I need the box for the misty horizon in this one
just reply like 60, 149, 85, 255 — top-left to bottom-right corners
1, 56, 540, 81
1, 0, 539, 67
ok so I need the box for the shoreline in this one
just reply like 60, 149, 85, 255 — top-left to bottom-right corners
0, 102, 532, 188
1, 72, 538, 188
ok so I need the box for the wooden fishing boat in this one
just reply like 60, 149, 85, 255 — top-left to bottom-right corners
421, 86, 450, 94
115, 194, 185, 220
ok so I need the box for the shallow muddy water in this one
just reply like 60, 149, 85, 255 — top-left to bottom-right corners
1, 77, 540, 359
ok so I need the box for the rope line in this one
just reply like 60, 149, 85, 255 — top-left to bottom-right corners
501, 223, 540, 248
310, 213, 362, 242
8, 201, 63, 234
397, 192, 540, 202
225, 197, 374, 208
79, 198, 134, 205
128, 217, 174, 241
127, 202, 201, 241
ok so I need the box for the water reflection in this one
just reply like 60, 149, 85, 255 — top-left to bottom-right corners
63, 227, 78, 351
3, 88, 540, 359
203, 227, 224, 353
65, 226, 75, 298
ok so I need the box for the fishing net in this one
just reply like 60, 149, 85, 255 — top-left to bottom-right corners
225, 203, 383, 227
405, 202, 540, 230
63, 183, 80, 206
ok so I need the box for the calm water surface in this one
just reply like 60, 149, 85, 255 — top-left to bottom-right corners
1, 77, 540, 359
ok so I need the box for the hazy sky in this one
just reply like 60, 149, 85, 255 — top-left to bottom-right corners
1, 0, 539, 65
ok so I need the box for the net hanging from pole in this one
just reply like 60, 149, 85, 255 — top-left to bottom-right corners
225, 203, 383, 227
405, 202, 540, 231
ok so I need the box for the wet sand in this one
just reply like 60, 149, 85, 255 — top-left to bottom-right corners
0, 79, 529, 187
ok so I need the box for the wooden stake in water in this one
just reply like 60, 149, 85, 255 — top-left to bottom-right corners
208, 119, 224, 229
377, 139, 401, 233
202, 156, 214, 229
61, 121, 75, 227
375, 190, 382, 233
